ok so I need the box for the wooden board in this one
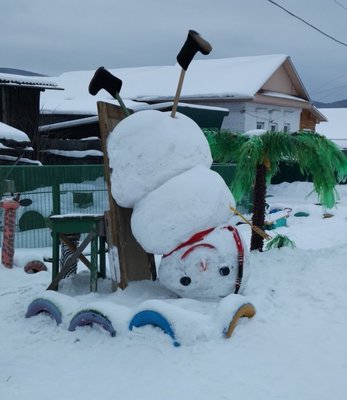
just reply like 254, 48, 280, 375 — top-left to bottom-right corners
97, 101, 153, 289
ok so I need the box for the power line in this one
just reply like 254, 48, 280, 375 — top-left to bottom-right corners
311, 72, 347, 94
334, 0, 347, 12
266, 0, 347, 48
314, 85, 347, 101
312, 83, 347, 96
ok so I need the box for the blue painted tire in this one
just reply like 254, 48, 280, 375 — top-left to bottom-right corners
129, 310, 180, 347
25, 298, 62, 325
68, 309, 116, 337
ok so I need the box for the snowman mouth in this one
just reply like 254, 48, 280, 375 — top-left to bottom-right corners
163, 227, 215, 258
181, 243, 216, 260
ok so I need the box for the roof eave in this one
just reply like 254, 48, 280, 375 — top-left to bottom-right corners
283, 57, 311, 101
0, 82, 63, 91
311, 106, 328, 122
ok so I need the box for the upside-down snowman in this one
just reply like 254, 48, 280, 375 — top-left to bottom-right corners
106, 109, 250, 300
89, 30, 249, 301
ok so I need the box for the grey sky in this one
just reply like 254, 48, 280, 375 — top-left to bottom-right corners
1, 0, 347, 102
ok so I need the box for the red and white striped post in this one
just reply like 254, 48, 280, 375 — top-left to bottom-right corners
0, 198, 20, 268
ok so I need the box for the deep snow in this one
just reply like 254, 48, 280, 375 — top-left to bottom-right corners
1, 181, 347, 400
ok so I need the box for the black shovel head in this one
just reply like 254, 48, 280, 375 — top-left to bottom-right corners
177, 30, 212, 71
88, 67, 123, 99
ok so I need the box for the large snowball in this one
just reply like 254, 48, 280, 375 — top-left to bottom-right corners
158, 225, 249, 300
107, 110, 212, 207
131, 166, 235, 255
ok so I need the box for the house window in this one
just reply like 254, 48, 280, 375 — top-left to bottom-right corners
283, 123, 291, 132
270, 122, 278, 132
256, 121, 265, 130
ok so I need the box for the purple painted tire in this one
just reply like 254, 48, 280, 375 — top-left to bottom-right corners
25, 298, 62, 325
68, 309, 116, 337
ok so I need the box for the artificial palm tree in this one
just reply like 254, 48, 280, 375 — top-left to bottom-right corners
205, 129, 347, 251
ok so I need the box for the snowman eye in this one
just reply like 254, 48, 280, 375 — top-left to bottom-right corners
219, 266, 230, 276
180, 276, 191, 286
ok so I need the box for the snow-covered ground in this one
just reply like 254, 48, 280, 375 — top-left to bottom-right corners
1, 181, 347, 400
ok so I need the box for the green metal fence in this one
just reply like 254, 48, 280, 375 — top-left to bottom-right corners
3, 161, 324, 249
0, 163, 236, 249
0, 165, 108, 248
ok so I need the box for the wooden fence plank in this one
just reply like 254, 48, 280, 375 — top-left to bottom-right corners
97, 101, 153, 289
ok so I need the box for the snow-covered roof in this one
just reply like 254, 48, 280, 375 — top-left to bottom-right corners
115, 54, 290, 101
0, 121, 30, 143
0, 122, 35, 165
41, 54, 302, 115
0, 72, 60, 90
316, 108, 347, 149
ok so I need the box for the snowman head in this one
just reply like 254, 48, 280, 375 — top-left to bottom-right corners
158, 225, 249, 300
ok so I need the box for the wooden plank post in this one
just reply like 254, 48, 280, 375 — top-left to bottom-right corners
97, 101, 153, 289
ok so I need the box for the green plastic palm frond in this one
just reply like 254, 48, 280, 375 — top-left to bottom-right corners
204, 129, 248, 163
231, 135, 265, 201
265, 234, 296, 250
260, 131, 298, 182
204, 128, 347, 210
293, 132, 347, 208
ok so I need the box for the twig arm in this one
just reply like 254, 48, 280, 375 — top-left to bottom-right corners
230, 205, 271, 240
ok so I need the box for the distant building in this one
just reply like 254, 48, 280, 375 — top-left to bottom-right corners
0, 72, 60, 162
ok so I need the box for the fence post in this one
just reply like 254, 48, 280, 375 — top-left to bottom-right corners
52, 181, 61, 215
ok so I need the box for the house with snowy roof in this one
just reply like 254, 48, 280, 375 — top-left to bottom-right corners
0, 71, 60, 163
41, 54, 326, 133
38, 54, 327, 164
1, 54, 325, 165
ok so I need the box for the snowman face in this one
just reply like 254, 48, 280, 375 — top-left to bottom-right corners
158, 226, 248, 300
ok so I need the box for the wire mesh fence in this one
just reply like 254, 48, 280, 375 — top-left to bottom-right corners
0, 165, 108, 248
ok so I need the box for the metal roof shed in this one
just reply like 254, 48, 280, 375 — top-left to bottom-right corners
0, 72, 62, 159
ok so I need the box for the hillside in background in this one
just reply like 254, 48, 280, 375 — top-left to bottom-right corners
313, 99, 347, 108
0, 68, 48, 77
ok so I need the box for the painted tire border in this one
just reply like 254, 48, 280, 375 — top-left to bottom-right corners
25, 299, 255, 344
25, 298, 62, 325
